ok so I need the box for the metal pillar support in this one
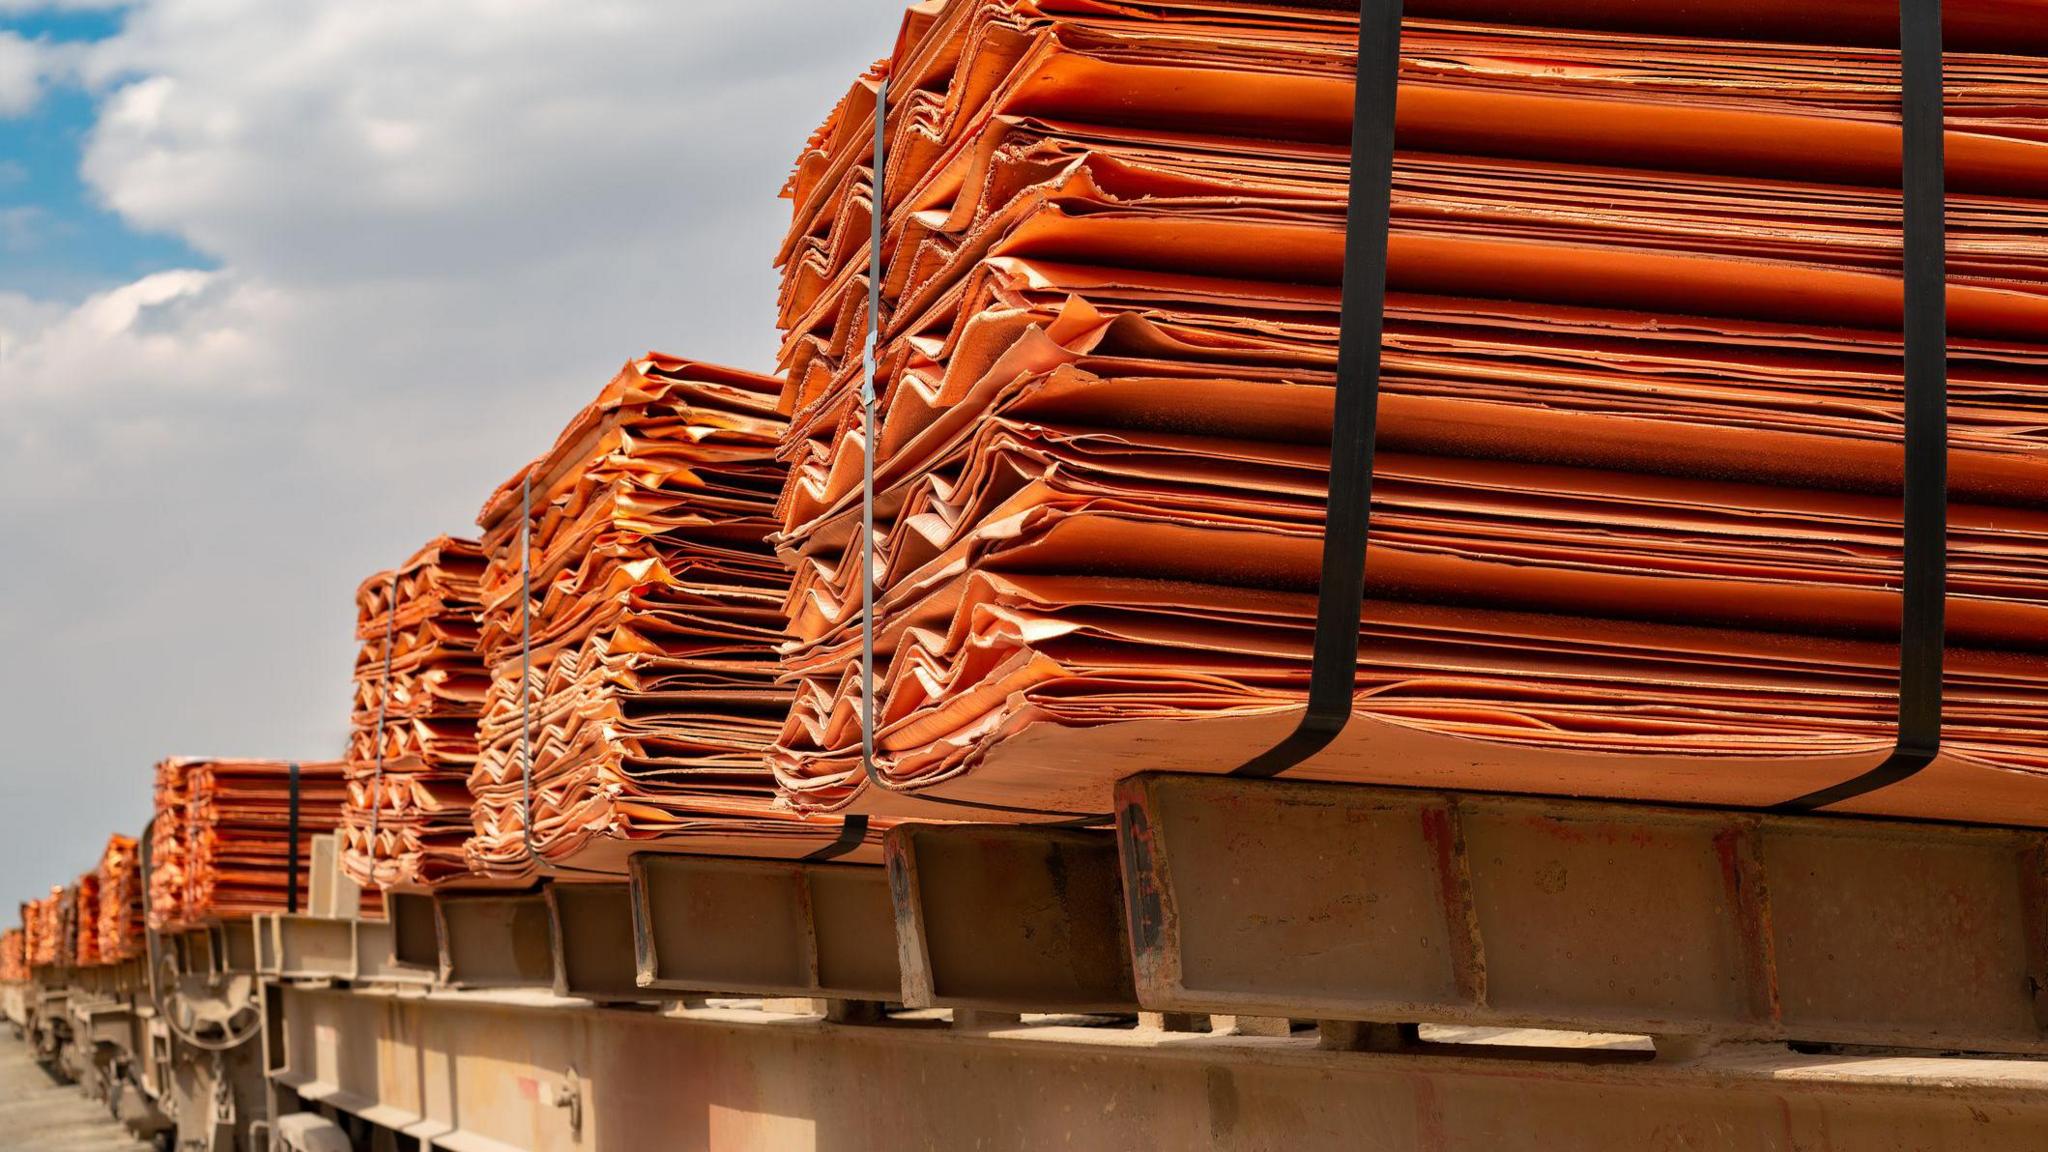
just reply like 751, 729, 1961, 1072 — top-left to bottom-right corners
269, 982, 2048, 1152
629, 854, 899, 1000
886, 824, 1137, 1013
546, 883, 647, 1002
435, 893, 554, 990
305, 835, 362, 921
1116, 774, 2048, 1054
385, 892, 438, 970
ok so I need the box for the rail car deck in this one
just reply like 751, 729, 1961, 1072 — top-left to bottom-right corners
17, 779, 2048, 1151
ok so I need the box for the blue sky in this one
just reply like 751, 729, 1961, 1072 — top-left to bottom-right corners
0, 0, 911, 902
0, 7, 208, 299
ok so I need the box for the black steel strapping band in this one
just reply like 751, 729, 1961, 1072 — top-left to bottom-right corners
805, 812, 869, 863
1233, 0, 1403, 779
1775, 0, 1948, 813
286, 760, 302, 914
365, 571, 399, 873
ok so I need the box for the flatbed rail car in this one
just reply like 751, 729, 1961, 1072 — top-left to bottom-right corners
10, 777, 2048, 1151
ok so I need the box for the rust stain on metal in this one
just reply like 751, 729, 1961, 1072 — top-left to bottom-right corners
1115, 781, 1169, 963
1719, 823, 1781, 1026
1423, 802, 1486, 1007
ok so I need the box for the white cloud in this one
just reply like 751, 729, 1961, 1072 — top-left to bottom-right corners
0, 0, 908, 891
0, 31, 46, 114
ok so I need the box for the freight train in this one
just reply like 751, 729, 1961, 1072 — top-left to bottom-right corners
9, 0, 2048, 1148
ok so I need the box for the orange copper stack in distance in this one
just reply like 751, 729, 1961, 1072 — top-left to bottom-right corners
152, 758, 364, 929
73, 870, 101, 968
27, 890, 62, 968
768, 0, 2048, 827
463, 354, 876, 882
0, 929, 24, 983
338, 537, 492, 890
148, 760, 190, 930
95, 834, 143, 964
18, 901, 41, 972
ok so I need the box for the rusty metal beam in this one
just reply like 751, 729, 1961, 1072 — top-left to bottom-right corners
270, 982, 2048, 1152
385, 893, 438, 970
254, 914, 427, 988
546, 883, 647, 1002
258, 915, 356, 982
629, 854, 898, 1001
887, 824, 1137, 1013
1117, 774, 2048, 1054
434, 893, 554, 990
351, 920, 427, 985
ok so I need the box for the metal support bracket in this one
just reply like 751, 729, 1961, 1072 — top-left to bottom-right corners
546, 884, 647, 1003
629, 854, 900, 1001
886, 824, 1137, 1013
1117, 773, 2048, 1054
384, 892, 439, 970
255, 915, 430, 987
434, 893, 555, 990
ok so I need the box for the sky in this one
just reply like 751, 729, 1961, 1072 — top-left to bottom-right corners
0, 0, 907, 900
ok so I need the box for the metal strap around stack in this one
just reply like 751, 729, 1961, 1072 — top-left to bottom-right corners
1775, 0, 1948, 813
286, 760, 302, 914
1233, 0, 1404, 779
364, 571, 400, 879
806, 78, 891, 862
800, 77, 1100, 858
512, 473, 628, 879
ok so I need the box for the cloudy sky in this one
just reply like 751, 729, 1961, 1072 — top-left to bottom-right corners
0, 0, 904, 901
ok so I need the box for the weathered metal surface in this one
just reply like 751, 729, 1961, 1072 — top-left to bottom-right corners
545, 884, 645, 1003
434, 893, 554, 990
385, 893, 438, 971
1, 982, 26, 1029
256, 916, 428, 988
1118, 773, 2048, 1053
271, 983, 2048, 1152
216, 922, 260, 975
887, 824, 1137, 1013
629, 854, 898, 1000
176, 930, 217, 979
259, 916, 356, 982
350, 920, 428, 986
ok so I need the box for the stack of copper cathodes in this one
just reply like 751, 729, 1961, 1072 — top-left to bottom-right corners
72, 869, 101, 968
766, 0, 2048, 826
147, 760, 189, 930
95, 834, 143, 964
151, 758, 359, 928
0, 928, 23, 982
338, 537, 492, 889
463, 354, 874, 882
26, 890, 62, 968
